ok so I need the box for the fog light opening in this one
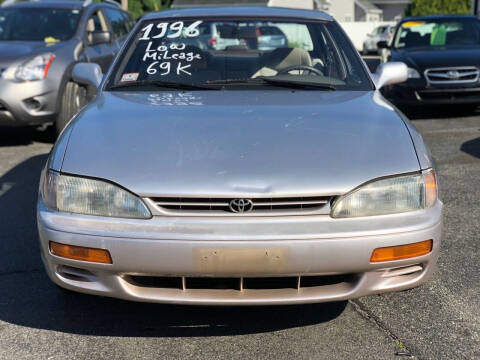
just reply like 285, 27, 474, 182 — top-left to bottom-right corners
50, 241, 112, 264
24, 98, 43, 111
370, 240, 433, 263
381, 264, 424, 278
57, 265, 96, 282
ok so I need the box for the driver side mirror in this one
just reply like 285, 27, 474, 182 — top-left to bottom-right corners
72, 62, 103, 89
89, 31, 112, 46
373, 62, 408, 89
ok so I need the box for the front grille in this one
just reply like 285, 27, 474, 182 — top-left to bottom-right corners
150, 196, 331, 215
425, 67, 479, 84
126, 274, 357, 291
417, 87, 480, 101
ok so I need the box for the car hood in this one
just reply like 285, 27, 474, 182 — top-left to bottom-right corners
61, 90, 420, 197
0, 41, 66, 66
393, 47, 480, 70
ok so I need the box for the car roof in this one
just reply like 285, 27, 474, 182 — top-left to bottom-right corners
401, 14, 478, 22
2, 0, 118, 10
142, 6, 333, 22
3, 0, 81, 9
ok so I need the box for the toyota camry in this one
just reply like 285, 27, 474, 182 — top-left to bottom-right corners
37, 7, 443, 305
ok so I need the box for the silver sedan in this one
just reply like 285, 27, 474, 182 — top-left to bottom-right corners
37, 6, 442, 305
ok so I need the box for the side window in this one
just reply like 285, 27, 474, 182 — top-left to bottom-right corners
199, 23, 211, 35
87, 10, 108, 35
93, 15, 102, 32
86, 10, 109, 45
104, 8, 129, 38
122, 12, 135, 32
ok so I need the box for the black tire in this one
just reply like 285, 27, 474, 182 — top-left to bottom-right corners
55, 81, 88, 135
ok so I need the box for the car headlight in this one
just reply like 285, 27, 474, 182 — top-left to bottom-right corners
331, 170, 437, 218
407, 67, 421, 79
15, 53, 55, 81
41, 170, 152, 219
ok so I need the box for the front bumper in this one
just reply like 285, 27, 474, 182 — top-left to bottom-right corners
38, 201, 443, 305
0, 78, 58, 126
383, 80, 480, 106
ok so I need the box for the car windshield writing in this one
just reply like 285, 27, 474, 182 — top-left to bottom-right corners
108, 19, 372, 91
0, 8, 81, 42
394, 19, 480, 49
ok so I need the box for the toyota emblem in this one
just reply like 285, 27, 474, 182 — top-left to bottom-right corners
229, 199, 254, 213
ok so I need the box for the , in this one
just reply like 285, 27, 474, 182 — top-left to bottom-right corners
37, 6, 443, 305
379, 15, 480, 107
0, 0, 134, 133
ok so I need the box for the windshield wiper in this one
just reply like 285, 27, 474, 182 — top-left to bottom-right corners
110, 80, 220, 91
207, 77, 337, 90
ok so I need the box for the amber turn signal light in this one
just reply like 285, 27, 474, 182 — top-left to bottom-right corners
50, 242, 112, 264
370, 240, 433, 263
424, 170, 437, 208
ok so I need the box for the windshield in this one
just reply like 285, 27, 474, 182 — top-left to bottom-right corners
0, 8, 81, 42
394, 18, 480, 49
107, 18, 373, 91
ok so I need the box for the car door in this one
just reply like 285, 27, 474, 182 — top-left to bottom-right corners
365, 28, 375, 50
83, 9, 116, 72
368, 27, 379, 49
373, 26, 387, 50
